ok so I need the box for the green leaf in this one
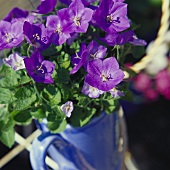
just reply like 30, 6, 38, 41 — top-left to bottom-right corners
20, 43, 29, 56
43, 85, 61, 106
15, 94, 37, 110
15, 86, 33, 98
55, 45, 62, 51
0, 105, 9, 131
42, 44, 58, 56
70, 106, 96, 127
14, 86, 37, 110
104, 99, 119, 114
0, 88, 15, 104
12, 110, 32, 125
30, 107, 45, 121
0, 67, 19, 88
56, 67, 70, 84
60, 53, 70, 69
47, 118, 67, 133
19, 76, 31, 85
69, 41, 80, 51
60, 60, 70, 69
0, 126, 15, 148
0, 116, 15, 148
47, 109, 66, 133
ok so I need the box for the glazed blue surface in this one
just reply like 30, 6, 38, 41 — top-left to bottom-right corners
30, 111, 125, 170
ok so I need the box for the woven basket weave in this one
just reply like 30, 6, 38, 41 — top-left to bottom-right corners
125, 0, 170, 78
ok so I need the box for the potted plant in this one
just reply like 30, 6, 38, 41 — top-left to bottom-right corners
0, 0, 154, 169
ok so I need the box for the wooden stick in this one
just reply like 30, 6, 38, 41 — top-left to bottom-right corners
0, 130, 59, 170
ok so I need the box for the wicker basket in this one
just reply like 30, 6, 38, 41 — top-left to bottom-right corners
127, 0, 170, 76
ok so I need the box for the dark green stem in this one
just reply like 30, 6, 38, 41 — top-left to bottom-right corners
32, 80, 42, 103
84, 99, 93, 107
27, 45, 31, 57
116, 45, 120, 61
12, 47, 16, 53
3, 50, 7, 58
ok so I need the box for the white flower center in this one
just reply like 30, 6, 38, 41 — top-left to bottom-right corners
106, 14, 113, 23
74, 16, 81, 26
3, 33, 13, 43
100, 72, 110, 82
106, 15, 120, 23
33, 33, 40, 40
90, 51, 98, 59
54, 26, 62, 34
36, 63, 44, 73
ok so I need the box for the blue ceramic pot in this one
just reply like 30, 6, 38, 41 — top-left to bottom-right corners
30, 111, 126, 170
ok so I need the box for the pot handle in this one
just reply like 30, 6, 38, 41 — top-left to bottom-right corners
30, 132, 64, 170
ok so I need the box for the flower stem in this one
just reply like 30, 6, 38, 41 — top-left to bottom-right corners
3, 50, 7, 58
32, 80, 42, 103
84, 99, 94, 107
12, 47, 16, 53
116, 45, 120, 61
27, 45, 31, 57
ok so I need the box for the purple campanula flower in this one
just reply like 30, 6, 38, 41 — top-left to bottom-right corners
82, 82, 104, 98
84, 40, 106, 68
85, 57, 124, 91
23, 21, 50, 50
59, 0, 97, 6
3, 7, 34, 25
92, 0, 130, 33
35, 0, 57, 14
70, 41, 107, 74
101, 30, 133, 46
11, 15, 35, 24
109, 88, 124, 98
46, 15, 71, 46
70, 43, 87, 74
3, 52, 25, 71
129, 33, 147, 46
3, 7, 29, 22
59, 0, 71, 6
24, 51, 55, 84
81, 0, 97, 6
101, 30, 147, 46
58, 0, 93, 34
87, 40, 107, 60
0, 20, 24, 50
61, 101, 74, 117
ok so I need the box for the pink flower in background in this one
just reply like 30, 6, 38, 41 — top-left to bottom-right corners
144, 89, 159, 101
134, 73, 152, 92
155, 69, 170, 99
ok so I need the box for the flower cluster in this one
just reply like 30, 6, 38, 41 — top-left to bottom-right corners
0, 0, 146, 147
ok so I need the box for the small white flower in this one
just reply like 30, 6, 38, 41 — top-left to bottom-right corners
3, 52, 25, 71
60, 101, 74, 118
